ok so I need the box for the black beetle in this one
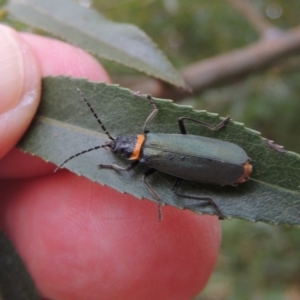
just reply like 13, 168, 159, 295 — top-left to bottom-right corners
56, 89, 252, 220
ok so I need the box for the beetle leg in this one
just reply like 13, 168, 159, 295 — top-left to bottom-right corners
178, 116, 231, 134
172, 178, 224, 220
143, 168, 163, 221
98, 160, 139, 171
141, 95, 158, 133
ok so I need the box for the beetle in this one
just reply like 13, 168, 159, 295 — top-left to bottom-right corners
56, 88, 252, 220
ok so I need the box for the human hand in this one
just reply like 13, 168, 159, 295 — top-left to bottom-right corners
0, 24, 221, 300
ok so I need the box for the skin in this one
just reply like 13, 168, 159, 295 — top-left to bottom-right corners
0, 25, 221, 300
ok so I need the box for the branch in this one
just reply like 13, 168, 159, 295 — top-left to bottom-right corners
115, 26, 300, 100
180, 27, 300, 93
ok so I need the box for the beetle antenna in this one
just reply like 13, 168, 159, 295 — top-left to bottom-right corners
76, 88, 114, 141
54, 145, 109, 172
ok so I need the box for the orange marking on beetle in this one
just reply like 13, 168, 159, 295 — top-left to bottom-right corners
130, 134, 146, 160
237, 160, 252, 183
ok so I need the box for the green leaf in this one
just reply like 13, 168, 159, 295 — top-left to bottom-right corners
0, 230, 39, 300
7, 0, 186, 88
18, 76, 300, 226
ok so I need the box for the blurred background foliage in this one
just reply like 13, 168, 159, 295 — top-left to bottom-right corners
1, 0, 300, 299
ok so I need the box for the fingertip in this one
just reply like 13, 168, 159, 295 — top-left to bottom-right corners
0, 173, 221, 300
0, 149, 55, 179
20, 33, 111, 82
0, 33, 111, 178
0, 25, 41, 160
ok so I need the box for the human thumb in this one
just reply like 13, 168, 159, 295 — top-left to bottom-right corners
0, 25, 41, 160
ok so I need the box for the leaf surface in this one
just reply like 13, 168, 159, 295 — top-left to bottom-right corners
18, 77, 300, 225
0, 230, 39, 300
7, 0, 185, 88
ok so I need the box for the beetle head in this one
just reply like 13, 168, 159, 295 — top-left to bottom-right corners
109, 135, 138, 160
